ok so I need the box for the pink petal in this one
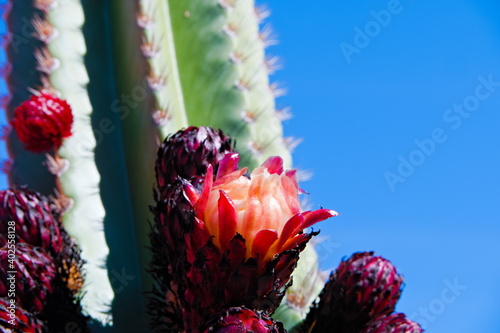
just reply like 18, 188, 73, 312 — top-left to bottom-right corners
194, 164, 214, 217
301, 209, 339, 229
262, 156, 284, 175
252, 229, 278, 258
216, 153, 240, 179
277, 214, 305, 248
213, 167, 248, 187
182, 181, 199, 205
217, 190, 238, 251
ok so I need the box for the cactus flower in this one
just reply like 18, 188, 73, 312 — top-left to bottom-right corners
11, 92, 73, 153
303, 252, 404, 333
152, 128, 337, 331
202, 307, 287, 333
183, 154, 338, 266
361, 313, 423, 333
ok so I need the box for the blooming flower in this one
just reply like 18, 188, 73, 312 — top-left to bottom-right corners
11, 92, 73, 153
184, 154, 338, 266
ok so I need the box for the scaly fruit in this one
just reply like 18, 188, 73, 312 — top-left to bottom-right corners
155, 126, 234, 194
302, 252, 404, 333
0, 243, 56, 313
0, 187, 62, 254
361, 313, 423, 333
0, 298, 46, 333
202, 307, 287, 333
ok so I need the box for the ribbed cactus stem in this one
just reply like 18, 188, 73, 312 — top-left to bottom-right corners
167, 0, 292, 170
138, 0, 188, 137
44, 0, 113, 323
226, 0, 292, 168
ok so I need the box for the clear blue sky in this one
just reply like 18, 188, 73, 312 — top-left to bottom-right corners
1, 1, 499, 332
265, 0, 500, 332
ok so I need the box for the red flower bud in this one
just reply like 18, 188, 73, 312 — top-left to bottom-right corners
11, 92, 73, 153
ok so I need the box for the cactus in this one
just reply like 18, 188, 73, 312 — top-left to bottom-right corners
0, 1, 423, 333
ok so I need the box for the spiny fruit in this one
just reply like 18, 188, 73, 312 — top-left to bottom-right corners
11, 91, 73, 153
0, 243, 56, 313
0, 298, 46, 333
0, 187, 62, 255
361, 313, 423, 333
303, 252, 404, 333
155, 126, 234, 195
202, 307, 286, 333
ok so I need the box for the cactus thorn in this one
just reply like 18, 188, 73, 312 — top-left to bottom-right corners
264, 56, 282, 74
283, 136, 303, 152
153, 109, 171, 127
259, 24, 278, 47
270, 82, 287, 98
35, 48, 60, 74
141, 37, 160, 59
33, 0, 58, 12
32, 15, 58, 43
255, 5, 271, 23
44, 153, 70, 177
137, 13, 155, 30
147, 72, 167, 91
247, 141, 263, 156
229, 51, 243, 65
222, 24, 238, 39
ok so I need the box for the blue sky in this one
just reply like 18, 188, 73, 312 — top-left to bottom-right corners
265, 0, 500, 332
1, 1, 499, 332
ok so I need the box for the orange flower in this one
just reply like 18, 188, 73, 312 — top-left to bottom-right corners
184, 154, 338, 264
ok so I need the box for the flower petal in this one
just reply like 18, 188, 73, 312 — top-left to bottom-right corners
194, 164, 214, 217
216, 153, 240, 180
262, 156, 284, 175
252, 229, 278, 259
301, 209, 339, 229
278, 214, 305, 249
217, 190, 238, 251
